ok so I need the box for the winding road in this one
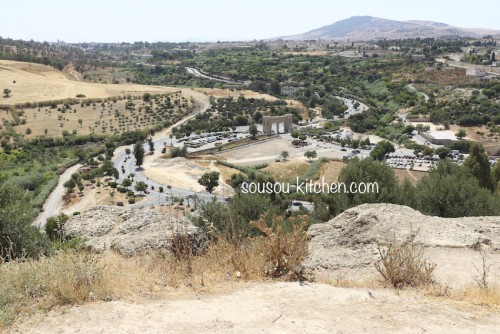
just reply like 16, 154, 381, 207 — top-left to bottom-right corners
34, 89, 222, 228
33, 163, 82, 228
186, 67, 245, 85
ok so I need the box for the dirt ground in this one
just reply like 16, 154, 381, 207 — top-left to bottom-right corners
11, 282, 500, 334
0, 60, 180, 104
143, 157, 234, 196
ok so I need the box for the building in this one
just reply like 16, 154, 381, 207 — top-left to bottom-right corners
281, 86, 302, 97
466, 68, 488, 77
420, 131, 460, 146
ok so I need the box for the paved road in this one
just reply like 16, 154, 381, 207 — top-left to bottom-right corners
408, 84, 430, 103
186, 67, 243, 84
33, 90, 214, 227
33, 163, 82, 228
113, 99, 225, 208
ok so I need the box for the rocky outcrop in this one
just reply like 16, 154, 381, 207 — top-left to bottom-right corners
304, 204, 500, 280
64, 206, 206, 256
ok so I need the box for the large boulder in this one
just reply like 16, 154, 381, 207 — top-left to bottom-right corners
64, 206, 206, 256
304, 204, 500, 282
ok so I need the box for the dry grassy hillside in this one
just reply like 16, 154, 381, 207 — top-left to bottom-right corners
0, 60, 178, 104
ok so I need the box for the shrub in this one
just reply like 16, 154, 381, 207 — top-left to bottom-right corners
375, 236, 436, 288
251, 214, 308, 278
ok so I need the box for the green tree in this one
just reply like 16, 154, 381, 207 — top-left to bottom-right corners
338, 158, 399, 207
304, 150, 317, 162
370, 140, 395, 161
249, 124, 258, 138
143, 93, 152, 102
198, 171, 220, 193
134, 181, 147, 192
3, 88, 11, 97
134, 141, 145, 167
122, 178, 132, 189
281, 151, 289, 161
422, 146, 434, 157
435, 147, 451, 159
44, 213, 69, 241
464, 143, 495, 191
456, 129, 466, 139
63, 178, 76, 193
492, 163, 500, 189
0, 184, 48, 259
147, 137, 155, 153
270, 79, 281, 95
415, 161, 498, 217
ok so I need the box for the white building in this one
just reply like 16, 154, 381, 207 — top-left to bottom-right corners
281, 86, 302, 97
466, 68, 488, 77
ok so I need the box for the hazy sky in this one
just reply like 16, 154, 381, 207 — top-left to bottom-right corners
2, 0, 499, 43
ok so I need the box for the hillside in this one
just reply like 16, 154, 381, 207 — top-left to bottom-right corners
0, 60, 178, 104
275, 16, 500, 41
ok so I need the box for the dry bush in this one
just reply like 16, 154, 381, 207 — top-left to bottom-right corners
375, 237, 436, 288
473, 248, 492, 290
251, 214, 308, 278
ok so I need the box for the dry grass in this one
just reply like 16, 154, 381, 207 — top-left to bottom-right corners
422, 283, 500, 308
319, 160, 347, 183
393, 169, 428, 185
0, 237, 275, 329
0, 60, 180, 105
263, 161, 309, 182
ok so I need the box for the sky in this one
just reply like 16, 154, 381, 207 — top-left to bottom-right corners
1, 0, 500, 43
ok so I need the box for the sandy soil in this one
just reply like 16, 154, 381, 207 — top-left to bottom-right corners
0, 60, 178, 104
11, 282, 500, 334
143, 157, 234, 196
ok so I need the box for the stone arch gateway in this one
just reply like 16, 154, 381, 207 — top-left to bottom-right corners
262, 114, 293, 134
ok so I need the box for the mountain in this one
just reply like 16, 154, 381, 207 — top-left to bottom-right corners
275, 16, 500, 41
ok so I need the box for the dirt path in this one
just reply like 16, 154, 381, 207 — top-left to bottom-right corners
33, 163, 82, 228
11, 282, 500, 333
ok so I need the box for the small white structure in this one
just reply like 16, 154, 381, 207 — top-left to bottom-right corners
281, 86, 302, 97
492, 62, 498, 67
466, 68, 488, 77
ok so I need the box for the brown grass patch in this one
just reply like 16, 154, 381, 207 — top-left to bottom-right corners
393, 169, 428, 185
319, 160, 347, 183
0, 60, 180, 105
0, 239, 269, 329
263, 160, 309, 182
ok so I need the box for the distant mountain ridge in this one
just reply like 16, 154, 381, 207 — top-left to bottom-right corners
275, 16, 500, 41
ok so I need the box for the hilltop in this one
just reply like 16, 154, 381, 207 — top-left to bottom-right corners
275, 16, 500, 41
